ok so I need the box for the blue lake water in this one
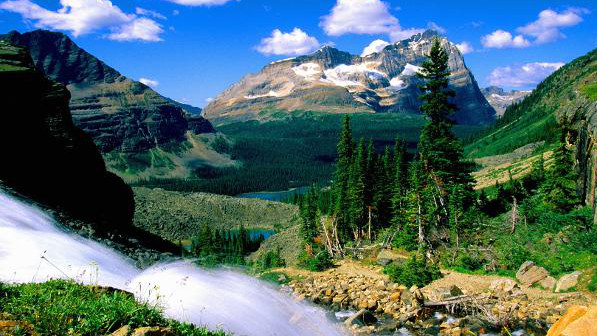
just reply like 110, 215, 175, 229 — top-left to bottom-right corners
237, 187, 309, 202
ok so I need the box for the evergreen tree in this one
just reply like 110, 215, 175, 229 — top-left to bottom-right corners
348, 138, 367, 238
373, 146, 393, 229
417, 37, 474, 187
300, 186, 319, 243
541, 130, 579, 212
333, 115, 354, 239
364, 140, 377, 208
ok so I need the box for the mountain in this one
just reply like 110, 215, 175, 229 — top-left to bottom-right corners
0, 40, 133, 229
482, 86, 531, 117
203, 30, 495, 126
1, 30, 232, 180
466, 47, 596, 211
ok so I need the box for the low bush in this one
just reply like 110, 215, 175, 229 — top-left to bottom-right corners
384, 254, 442, 287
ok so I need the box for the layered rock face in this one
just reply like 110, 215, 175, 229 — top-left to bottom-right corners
1, 30, 215, 154
482, 86, 531, 117
204, 30, 495, 126
552, 49, 597, 221
0, 41, 134, 229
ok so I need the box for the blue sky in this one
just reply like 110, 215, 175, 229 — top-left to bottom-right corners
0, 0, 595, 107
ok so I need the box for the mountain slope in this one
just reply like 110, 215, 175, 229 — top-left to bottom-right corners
204, 30, 495, 126
0, 40, 133, 228
482, 86, 531, 117
466, 47, 597, 210
1, 30, 232, 180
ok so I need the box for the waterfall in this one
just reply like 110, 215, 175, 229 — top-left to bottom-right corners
0, 191, 344, 336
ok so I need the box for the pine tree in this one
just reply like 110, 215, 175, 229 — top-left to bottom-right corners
541, 130, 579, 212
417, 37, 473, 186
333, 115, 354, 239
348, 138, 367, 239
364, 140, 377, 208
416, 37, 476, 242
373, 146, 393, 229
300, 186, 319, 243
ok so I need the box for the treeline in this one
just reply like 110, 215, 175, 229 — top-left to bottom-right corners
185, 224, 265, 266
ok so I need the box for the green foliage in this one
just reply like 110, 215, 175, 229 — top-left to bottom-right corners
580, 83, 597, 101
299, 248, 334, 272
258, 271, 290, 285
383, 255, 442, 287
540, 131, 579, 212
299, 186, 320, 244
210, 135, 231, 154
255, 248, 286, 272
587, 272, 597, 292
465, 48, 597, 158
0, 280, 226, 336
133, 112, 481, 196
188, 224, 265, 266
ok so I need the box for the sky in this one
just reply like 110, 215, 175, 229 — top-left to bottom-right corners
0, 0, 595, 108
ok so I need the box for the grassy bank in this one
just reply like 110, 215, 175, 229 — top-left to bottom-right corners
0, 280, 227, 336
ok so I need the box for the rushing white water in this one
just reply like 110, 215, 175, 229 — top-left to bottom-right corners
0, 191, 345, 336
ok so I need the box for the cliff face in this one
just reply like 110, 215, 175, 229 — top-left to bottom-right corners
2, 30, 215, 153
481, 86, 531, 117
204, 30, 495, 126
0, 41, 134, 229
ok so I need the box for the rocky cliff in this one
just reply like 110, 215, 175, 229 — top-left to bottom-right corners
204, 30, 495, 126
1, 30, 227, 179
482, 86, 531, 117
0, 41, 134, 229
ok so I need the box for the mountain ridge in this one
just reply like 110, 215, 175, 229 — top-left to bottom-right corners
204, 30, 495, 126
1, 30, 233, 180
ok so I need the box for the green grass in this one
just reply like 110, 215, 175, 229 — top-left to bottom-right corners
0, 280, 227, 336
581, 83, 597, 101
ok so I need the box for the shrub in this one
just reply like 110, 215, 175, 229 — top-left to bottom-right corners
298, 248, 334, 271
384, 254, 442, 287
587, 272, 597, 292
255, 248, 286, 272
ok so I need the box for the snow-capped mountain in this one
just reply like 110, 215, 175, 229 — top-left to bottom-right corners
204, 30, 495, 126
482, 86, 532, 117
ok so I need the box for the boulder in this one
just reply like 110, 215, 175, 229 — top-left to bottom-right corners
376, 249, 404, 266
489, 278, 519, 293
547, 305, 597, 336
131, 327, 174, 336
344, 309, 377, 327
539, 276, 557, 291
516, 261, 550, 286
555, 271, 582, 293
110, 325, 131, 336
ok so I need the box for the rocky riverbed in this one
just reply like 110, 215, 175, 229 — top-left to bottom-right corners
277, 260, 596, 335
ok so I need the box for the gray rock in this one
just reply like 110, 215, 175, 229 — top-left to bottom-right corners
538, 276, 557, 291
516, 261, 549, 286
344, 309, 377, 327
555, 271, 582, 292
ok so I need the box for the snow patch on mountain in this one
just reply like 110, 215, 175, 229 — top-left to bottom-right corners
401, 63, 422, 76
321, 63, 387, 87
292, 62, 321, 79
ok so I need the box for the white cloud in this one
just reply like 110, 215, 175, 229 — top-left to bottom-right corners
481, 30, 530, 49
0, 0, 163, 41
172, 9, 180, 16
136, 7, 166, 20
255, 28, 320, 56
320, 0, 424, 43
139, 77, 159, 87
361, 39, 390, 56
427, 22, 446, 34
455, 41, 474, 54
108, 17, 163, 42
205, 97, 214, 103
162, 0, 234, 6
488, 62, 564, 87
389, 28, 425, 42
517, 8, 587, 44
320, 0, 399, 36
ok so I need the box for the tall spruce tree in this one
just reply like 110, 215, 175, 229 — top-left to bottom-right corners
348, 138, 367, 239
300, 186, 319, 243
541, 129, 579, 212
417, 37, 472, 186
334, 115, 354, 239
